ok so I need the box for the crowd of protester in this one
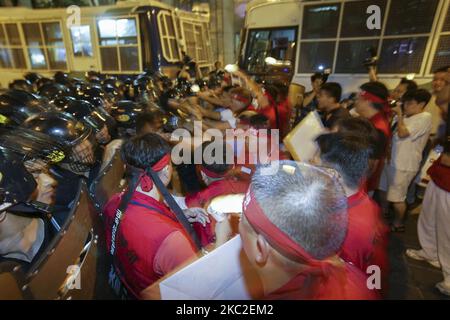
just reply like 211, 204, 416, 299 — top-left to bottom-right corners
0, 57, 449, 299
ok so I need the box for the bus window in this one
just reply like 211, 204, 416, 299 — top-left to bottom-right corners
244, 28, 297, 74
22, 21, 67, 70
70, 25, 93, 57
43, 22, 67, 70
97, 18, 139, 72
181, 21, 208, 64
158, 11, 181, 63
182, 22, 196, 61
0, 23, 26, 69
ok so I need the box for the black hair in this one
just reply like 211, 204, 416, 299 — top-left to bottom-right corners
316, 132, 371, 188
121, 133, 171, 169
311, 72, 325, 83
320, 82, 342, 103
402, 89, 432, 106
249, 114, 270, 129
360, 81, 389, 110
136, 111, 164, 135
222, 85, 237, 93
270, 81, 289, 100
263, 85, 280, 102
399, 78, 418, 92
335, 117, 387, 160
200, 141, 233, 175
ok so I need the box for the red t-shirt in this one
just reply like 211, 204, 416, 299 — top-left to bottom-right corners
104, 191, 196, 298
264, 262, 379, 300
186, 178, 250, 208
340, 189, 389, 294
428, 156, 450, 192
248, 93, 291, 136
367, 112, 391, 192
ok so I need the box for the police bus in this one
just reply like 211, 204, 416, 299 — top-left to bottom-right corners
238, 0, 450, 93
0, 0, 214, 89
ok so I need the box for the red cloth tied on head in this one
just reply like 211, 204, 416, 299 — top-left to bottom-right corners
200, 165, 234, 180
242, 188, 348, 298
232, 94, 250, 106
140, 153, 171, 192
360, 90, 391, 117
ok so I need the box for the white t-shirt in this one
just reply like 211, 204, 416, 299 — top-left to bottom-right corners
390, 112, 432, 172
219, 109, 237, 129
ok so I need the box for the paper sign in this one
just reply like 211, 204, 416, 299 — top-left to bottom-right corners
206, 194, 245, 222
159, 236, 259, 300
283, 111, 326, 162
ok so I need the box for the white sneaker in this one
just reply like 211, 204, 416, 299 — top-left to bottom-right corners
405, 249, 441, 269
436, 282, 450, 297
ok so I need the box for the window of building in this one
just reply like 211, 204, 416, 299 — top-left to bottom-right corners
70, 25, 93, 57
22, 21, 67, 70
97, 17, 140, 72
0, 23, 26, 69
158, 11, 181, 63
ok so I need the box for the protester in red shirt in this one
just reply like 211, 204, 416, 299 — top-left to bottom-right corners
315, 132, 389, 296
104, 133, 209, 299
239, 161, 378, 300
232, 70, 291, 139
186, 141, 250, 245
354, 82, 392, 193
333, 117, 388, 191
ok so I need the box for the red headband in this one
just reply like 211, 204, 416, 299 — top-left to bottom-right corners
243, 189, 314, 263
232, 94, 250, 105
360, 90, 392, 116
242, 189, 343, 277
360, 90, 387, 105
200, 166, 228, 179
140, 153, 171, 192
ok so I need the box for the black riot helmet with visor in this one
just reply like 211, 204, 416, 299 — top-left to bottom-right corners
0, 149, 38, 214
53, 98, 111, 145
9, 79, 34, 92
38, 83, 71, 101
110, 100, 144, 137
53, 97, 107, 132
24, 72, 42, 85
103, 84, 122, 103
0, 126, 68, 165
0, 90, 47, 126
77, 84, 115, 113
23, 112, 97, 175
35, 77, 54, 91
